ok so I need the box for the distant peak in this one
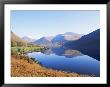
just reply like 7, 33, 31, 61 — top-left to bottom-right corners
22, 36, 28, 38
64, 32, 76, 35
22, 36, 35, 42
63, 32, 83, 36
22, 36, 34, 39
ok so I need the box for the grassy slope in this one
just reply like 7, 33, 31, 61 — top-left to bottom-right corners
11, 31, 27, 46
11, 55, 90, 77
11, 31, 26, 43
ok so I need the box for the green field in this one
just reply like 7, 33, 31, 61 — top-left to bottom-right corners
11, 46, 46, 55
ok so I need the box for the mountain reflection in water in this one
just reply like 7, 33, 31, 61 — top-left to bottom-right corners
27, 47, 100, 76
41, 48, 83, 58
44, 47, 100, 61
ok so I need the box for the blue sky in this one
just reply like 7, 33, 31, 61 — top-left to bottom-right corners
11, 10, 100, 39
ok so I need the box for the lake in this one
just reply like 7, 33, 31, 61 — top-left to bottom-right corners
27, 48, 100, 76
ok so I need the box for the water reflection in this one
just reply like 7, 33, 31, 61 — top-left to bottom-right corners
27, 51, 100, 76
42, 47, 99, 60
27, 47, 100, 76
63, 50, 83, 58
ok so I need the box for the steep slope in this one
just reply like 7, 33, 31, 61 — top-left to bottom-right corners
11, 31, 27, 46
33, 36, 54, 47
52, 32, 82, 43
64, 29, 100, 60
52, 34, 66, 44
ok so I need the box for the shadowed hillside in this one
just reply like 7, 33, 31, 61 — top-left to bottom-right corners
64, 29, 100, 60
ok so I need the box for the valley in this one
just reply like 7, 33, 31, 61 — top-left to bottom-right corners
11, 29, 100, 77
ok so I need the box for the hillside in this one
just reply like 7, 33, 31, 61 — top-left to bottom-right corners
64, 29, 100, 60
52, 33, 82, 45
33, 36, 54, 47
11, 31, 27, 46
11, 54, 90, 77
33, 32, 82, 47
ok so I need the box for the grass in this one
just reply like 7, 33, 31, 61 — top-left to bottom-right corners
11, 54, 91, 77
11, 46, 45, 55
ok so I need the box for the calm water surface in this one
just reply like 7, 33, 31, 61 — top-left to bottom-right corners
27, 49, 100, 76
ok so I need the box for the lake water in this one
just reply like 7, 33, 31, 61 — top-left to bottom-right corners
27, 48, 100, 76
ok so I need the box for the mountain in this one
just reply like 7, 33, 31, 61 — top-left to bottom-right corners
52, 32, 82, 42
64, 29, 100, 60
33, 36, 54, 47
64, 32, 82, 35
64, 32, 76, 35
22, 36, 35, 43
51, 32, 83, 46
52, 34, 66, 43
33, 32, 82, 47
11, 31, 27, 46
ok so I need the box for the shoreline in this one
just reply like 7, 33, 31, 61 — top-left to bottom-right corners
11, 54, 91, 77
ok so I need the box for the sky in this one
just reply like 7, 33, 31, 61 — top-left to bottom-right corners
11, 10, 100, 39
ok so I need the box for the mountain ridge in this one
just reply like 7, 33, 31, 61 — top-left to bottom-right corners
64, 29, 100, 60
33, 32, 82, 47
22, 36, 36, 43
